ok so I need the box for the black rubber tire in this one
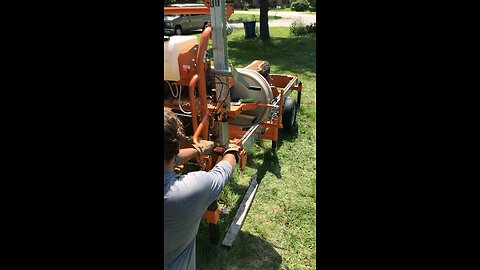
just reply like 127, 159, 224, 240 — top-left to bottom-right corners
209, 223, 220, 245
174, 26, 182, 35
202, 22, 209, 31
282, 98, 297, 131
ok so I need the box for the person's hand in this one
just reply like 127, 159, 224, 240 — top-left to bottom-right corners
223, 139, 242, 156
193, 140, 214, 156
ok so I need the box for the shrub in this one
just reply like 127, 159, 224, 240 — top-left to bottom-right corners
306, 23, 316, 33
290, 18, 308, 36
307, 0, 316, 8
290, 0, 309, 11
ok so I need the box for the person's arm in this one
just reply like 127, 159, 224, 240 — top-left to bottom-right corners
177, 146, 239, 167
221, 140, 242, 168
176, 148, 200, 165
221, 153, 237, 168
198, 142, 242, 202
176, 140, 215, 166
180, 141, 243, 212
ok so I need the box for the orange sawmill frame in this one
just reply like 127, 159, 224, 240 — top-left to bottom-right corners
163, 1, 302, 233
164, 30, 303, 171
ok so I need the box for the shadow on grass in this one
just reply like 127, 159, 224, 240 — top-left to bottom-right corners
196, 230, 283, 270
276, 121, 299, 150
246, 148, 281, 183
216, 181, 251, 240
227, 180, 249, 195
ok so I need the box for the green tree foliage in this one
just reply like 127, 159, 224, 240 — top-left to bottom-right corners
290, 0, 309, 11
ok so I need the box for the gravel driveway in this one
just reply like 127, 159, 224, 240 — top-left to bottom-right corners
229, 10, 316, 28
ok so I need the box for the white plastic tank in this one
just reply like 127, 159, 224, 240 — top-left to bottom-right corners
164, 36, 198, 81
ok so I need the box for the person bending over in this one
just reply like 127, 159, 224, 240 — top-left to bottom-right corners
164, 109, 241, 270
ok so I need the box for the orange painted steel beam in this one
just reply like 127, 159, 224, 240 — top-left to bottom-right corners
177, 45, 199, 86
189, 75, 200, 134
269, 75, 292, 88
193, 105, 210, 144
196, 26, 212, 142
203, 208, 220, 224
239, 150, 247, 171
228, 125, 245, 140
164, 3, 234, 21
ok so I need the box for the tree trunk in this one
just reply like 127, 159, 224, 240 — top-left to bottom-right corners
259, 0, 269, 41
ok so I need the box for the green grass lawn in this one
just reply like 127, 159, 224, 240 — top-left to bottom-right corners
229, 13, 281, 23
194, 27, 316, 270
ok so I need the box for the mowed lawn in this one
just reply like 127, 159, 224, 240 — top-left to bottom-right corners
228, 13, 281, 23
193, 27, 317, 270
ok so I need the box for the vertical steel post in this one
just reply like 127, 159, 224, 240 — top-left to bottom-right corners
210, 0, 230, 146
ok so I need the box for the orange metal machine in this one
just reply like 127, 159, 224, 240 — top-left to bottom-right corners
164, 0, 302, 245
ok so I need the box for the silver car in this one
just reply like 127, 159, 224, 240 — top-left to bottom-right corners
164, 5, 210, 36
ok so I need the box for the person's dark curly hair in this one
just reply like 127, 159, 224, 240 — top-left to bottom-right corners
164, 109, 186, 161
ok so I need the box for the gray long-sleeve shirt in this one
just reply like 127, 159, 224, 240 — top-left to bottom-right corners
164, 161, 234, 270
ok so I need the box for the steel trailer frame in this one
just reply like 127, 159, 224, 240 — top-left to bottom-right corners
164, 0, 302, 246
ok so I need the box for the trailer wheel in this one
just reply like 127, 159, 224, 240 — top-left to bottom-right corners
209, 223, 220, 245
282, 98, 297, 131
174, 26, 182, 35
